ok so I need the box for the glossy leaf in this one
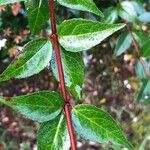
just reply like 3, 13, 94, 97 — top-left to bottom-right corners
0, 39, 52, 82
114, 33, 132, 56
0, 0, 24, 5
72, 104, 132, 149
58, 18, 125, 52
140, 40, 150, 58
0, 91, 64, 122
38, 114, 70, 150
25, 0, 49, 34
57, 0, 103, 17
51, 49, 84, 99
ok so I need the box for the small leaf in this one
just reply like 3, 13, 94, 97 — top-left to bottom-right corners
0, 0, 24, 5
0, 39, 52, 82
135, 60, 150, 80
0, 91, 64, 122
102, 7, 118, 24
118, 1, 137, 22
140, 40, 150, 58
131, 1, 145, 15
139, 12, 150, 23
132, 30, 149, 48
137, 80, 150, 102
51, 48, 84, 99
38, 114, 70, 150
25, 0, 49, 34
58, 18, 125, 52
72, 104, 132, 149
114, 33, 132, 56
57, 0, 103, 17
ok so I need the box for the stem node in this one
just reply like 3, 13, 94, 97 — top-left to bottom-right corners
49, 33, 57, 41
48, 0, 77, 149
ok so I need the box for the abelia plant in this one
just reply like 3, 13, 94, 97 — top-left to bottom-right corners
0, 0, 133, 150
103, 0, 150, 103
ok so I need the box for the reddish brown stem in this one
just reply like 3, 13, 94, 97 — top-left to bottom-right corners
48, 0, 77, 149
126, 23, 150, 79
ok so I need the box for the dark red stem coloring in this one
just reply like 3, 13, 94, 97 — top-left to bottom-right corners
48, 0, 77, 149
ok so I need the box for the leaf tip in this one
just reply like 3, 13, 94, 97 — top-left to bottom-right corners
97, 11, 104, 18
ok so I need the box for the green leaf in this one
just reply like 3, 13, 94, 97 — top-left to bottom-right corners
0, 39, 52, 82
102, 7, 118, 24
25, 0, 49, 34
137, 80, 150, 102
118, 1, 138, 23
38, 114, 70, 150
139, 12, 150, 23
0, 96, 9, 106
140, 40, 150, 58
0, 91, 64, 122
51, 48, 84, 99
135, 60, 150, 80
114, 33, 132, 56
58, 18, 125, 52
131, 1, 145, 15
132, 30, 149, 48
57, 0, 103, 17
0, 0, 25, 5
72, 104, 132, 149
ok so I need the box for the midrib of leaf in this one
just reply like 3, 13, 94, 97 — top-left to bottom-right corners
69, 22, 99, 35
51, 115, 64, 149
60, 27, 123, 38
73, 108, 128, 147
16, 103, 55, 109
3, 40, 48, 79
32, 0, 43, 34
12, 93, 61, 108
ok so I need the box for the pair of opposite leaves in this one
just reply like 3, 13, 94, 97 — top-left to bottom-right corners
0, 93, 132, 150
0, 0, 125, 99
0, 1, 132, 149
0, 19, 125, 99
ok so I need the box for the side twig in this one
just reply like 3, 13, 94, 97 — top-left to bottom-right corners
48, 0, 77, 149
113, 0, 150, 79
126, 23, 150, 79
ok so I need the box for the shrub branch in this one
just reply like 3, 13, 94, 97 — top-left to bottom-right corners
126, 23, 150, 79
48, 0, 77, 149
